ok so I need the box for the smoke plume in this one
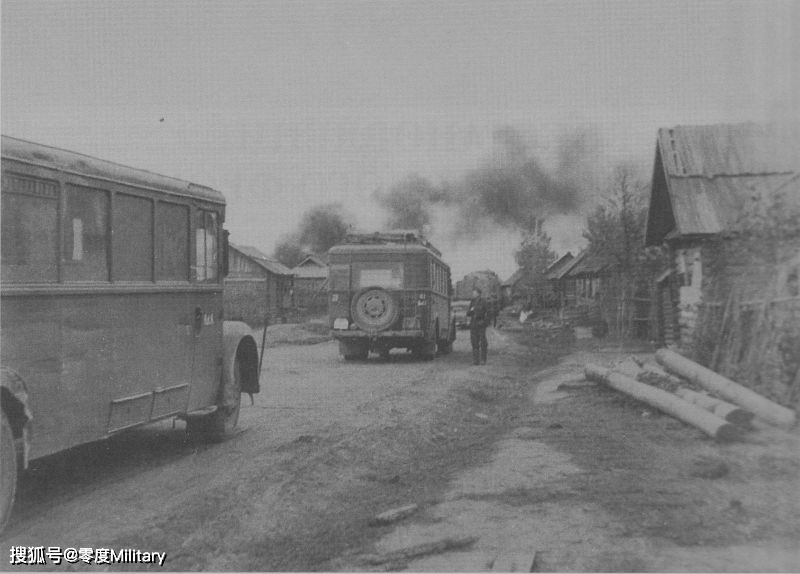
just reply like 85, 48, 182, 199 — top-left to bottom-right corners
374, 126, 597, 238
273, 203, 352, 265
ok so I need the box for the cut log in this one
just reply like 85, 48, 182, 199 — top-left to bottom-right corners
640, 363, 684, 386
675, 388, 754, 426
585, 364, 742, 442
614, 357, 644, 379
656, 349, 796, 428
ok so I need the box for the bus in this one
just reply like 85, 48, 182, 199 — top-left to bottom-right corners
328, 231, 455, 360
0, 136, 261, 530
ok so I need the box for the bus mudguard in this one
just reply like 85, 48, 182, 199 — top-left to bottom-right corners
222, 321, 260, 397
0, 368, 32, 468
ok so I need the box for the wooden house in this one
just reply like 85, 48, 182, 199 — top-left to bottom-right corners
225, 243, 293, 325
292, 254, 328, 310
644, 122, 800, 407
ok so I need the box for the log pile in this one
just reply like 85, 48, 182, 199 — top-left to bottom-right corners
585, 349, 797, 441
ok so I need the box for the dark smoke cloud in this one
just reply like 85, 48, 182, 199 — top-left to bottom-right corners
372, 174, 445, 231
374, 126, 596, 238
273, 203, 352, 265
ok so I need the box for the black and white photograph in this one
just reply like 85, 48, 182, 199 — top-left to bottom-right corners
1, 1, 799, 571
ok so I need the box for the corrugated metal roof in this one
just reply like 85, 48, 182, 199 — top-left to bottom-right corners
2, 135, 225, 204
667, 174, 791, 235
658, 123, 800, 178
648, 123, 800, 241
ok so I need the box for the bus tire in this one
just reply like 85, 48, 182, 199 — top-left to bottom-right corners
208, 357, 243, 441
0, 411, 17, 532
187, 358, 242, 442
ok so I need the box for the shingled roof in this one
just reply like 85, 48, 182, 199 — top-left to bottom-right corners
645, 122, 800, 246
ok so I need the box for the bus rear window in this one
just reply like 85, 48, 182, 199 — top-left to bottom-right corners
113, 193, 153, 281
1, 177, 59, 283
194, 210, 219, 282
355, 263, 403, 289
63, 185, 109, 282
157, 202, 189, 281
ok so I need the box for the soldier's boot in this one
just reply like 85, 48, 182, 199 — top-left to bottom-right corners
480, 347, 487, 365
472, 348, 480, 365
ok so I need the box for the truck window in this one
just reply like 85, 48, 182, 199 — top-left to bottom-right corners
355, 263, 403, 289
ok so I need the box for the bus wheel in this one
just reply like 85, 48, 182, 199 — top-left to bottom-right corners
209, 357, 242, 440
0, 411, 17, 532
188, 358, 242, 442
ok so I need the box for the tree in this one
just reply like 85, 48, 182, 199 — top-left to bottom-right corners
273, 234, 305, 268
583, 165, 665, 335
297, 204, 351, 255
514, 219, 557, 305
583, 165, 649, 274
273, 204, 353, 267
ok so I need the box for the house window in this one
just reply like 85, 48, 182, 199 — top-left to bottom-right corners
63, 185, 109, 282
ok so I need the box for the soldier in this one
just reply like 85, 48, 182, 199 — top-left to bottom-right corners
467, 287, 489, 365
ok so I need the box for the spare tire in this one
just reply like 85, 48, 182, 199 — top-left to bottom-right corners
351, 288, 399, 332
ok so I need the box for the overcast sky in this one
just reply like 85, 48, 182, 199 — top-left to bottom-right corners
2, 0, 798, 278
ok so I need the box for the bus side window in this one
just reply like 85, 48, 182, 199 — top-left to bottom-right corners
194, 210, 219, 282
157, 202, 190, 281
113, 193, 153, 281
63, 185, 109, 282
1, 175, 59, 283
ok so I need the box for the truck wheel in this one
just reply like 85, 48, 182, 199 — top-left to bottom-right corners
342, 340, 369, 361
0, 412, 17, 532
413, 340, 436, 361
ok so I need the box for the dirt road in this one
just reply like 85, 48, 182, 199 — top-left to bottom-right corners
2, 327, 799, 571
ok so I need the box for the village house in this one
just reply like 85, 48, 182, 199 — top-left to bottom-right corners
560, 249, 617, 308
291, 254, 328, 311
500, 269, 524, 304
224, 243, 293, 326
644, 122, 800, 407
502, 253, 575, 309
